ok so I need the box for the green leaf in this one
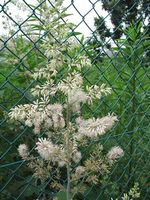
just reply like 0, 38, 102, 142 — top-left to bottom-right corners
56, 190, 67, 200
61, 13, 73, 18
68, 32, 81, 37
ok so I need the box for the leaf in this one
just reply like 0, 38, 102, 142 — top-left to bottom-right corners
68, 32, 81, 37
61, 13, 73, 18
56, 190, 67, 200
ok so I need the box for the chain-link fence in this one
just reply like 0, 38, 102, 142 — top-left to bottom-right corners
0, 0, 150, 199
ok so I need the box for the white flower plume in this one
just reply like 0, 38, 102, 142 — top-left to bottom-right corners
36, 138, 67, 166
36, 138, 60, 161
57, 72, 83, 94
18, 144, 29, 160
86, 84, 111, 104
76, 114, 118, 138
107, 146, 124, 164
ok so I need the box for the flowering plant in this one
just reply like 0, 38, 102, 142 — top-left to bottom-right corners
111, 183, 140, 200
9, 1, 124, 199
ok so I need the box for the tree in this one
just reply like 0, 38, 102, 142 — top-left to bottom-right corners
90, 0, 150, 62
99, 0, 149, 39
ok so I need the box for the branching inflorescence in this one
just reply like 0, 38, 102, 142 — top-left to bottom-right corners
9, 1, 124, 199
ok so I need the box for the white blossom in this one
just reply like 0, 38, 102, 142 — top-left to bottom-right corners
31, 83, 57, 97
33, 126, 41, 134
57, 148, 67, 167
44, 117, 53, 129
36, 138, 60, 161
58, 160, 66, 167
86, 84, 111, 104
68, 89, 88, 113
9, 105, 29, 121
9, 102, 65, 132
75, 166, 85, 175
46, 103, 63, 115
68, 89, 88, 105
107, 146, 124, 164
72, 151, 82, 163
70, 55, 91, 70
57, 72, 83, 94
18, 144, 29, 160
76, 114, 118, 138
36, 138, 67, 166
46, 103, 65, 129
25, 119, 32, 127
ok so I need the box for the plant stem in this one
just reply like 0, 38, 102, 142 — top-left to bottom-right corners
67, 159, 71, 200
66, 96, 71, 200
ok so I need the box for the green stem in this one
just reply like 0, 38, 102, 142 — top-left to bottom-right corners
66, 96, 71, 200
67, 160, 71, 200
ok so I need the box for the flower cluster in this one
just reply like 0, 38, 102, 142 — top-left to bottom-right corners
111, 183, 140, 200
86, 84, 112, 104
57, 72, 83, 94
9, 1, 124, 199
18, 144, 29, 160
36, 138, 66, 165
107, 146, 124, 165
76, 114, 118, 138
9, 100, 65, 134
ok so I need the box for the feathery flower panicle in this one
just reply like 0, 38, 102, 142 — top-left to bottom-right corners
76, 114, 118, 139
9, 102, 48, 125
80, 56, 91, 68
68, 89, 88, 113
70, 55, 92, 70
10, 102, 65, 133
57, 72, 83, 94
9, 104, 30, 121
44, 117, 53, 129
25, 119, 32, 127
72, 150, 82, 163
75, 166, 85, 176
68, 89, 88, 105
36, 138, 67, 166
52, 113, 65, 129
107, 146, 124, 164
31, 82, 57, 97
8, 0, 124, 198
32, 66, 57, 80
36, 138, 60, 161
86, 84, 111, 104
46, 103, 63, 115
46, 103, 65, 129
18, 144, 29, 160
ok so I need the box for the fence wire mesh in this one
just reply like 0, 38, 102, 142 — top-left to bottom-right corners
0, 0, 150, 200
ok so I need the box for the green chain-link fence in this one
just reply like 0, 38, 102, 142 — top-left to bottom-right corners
0, 0, 150, 199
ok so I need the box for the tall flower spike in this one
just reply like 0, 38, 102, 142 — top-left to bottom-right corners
8, 0, 124, 198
